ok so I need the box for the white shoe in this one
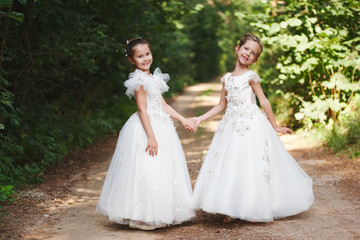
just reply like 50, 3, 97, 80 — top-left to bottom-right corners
129, 220, 157, 231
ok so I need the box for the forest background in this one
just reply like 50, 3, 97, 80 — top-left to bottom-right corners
0, 0, 359, 216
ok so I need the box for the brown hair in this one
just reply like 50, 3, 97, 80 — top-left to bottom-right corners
125, 37, 151, 58
238, 34, 263, 58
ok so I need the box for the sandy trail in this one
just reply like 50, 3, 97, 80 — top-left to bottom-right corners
4, 80, 360, 240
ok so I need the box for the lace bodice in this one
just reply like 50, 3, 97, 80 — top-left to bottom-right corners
217, 70, 264, 135
124, 68, 170, 118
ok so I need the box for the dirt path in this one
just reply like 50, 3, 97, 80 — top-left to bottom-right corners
2, 80, 360, 240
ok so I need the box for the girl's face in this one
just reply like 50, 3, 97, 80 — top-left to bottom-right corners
128, 44, 153, 73
235, 40, 260, 66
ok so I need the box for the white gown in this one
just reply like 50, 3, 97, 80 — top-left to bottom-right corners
192, 71, 314, 222
96, 68, 195, 226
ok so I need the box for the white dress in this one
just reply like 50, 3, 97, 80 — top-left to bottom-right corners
96, 68, 195, 226
192, 71, 314, 222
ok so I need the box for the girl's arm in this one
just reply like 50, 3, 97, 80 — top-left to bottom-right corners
135, 86, 158, 156
193, 82, 227, 126
161, 96, 195, 130
249, 81, 293, 134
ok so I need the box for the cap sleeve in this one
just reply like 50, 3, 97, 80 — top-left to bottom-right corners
220, 72, 231, 83
123, 69, 152, 98
248, 71, 261, 83
153, 67, 170, 94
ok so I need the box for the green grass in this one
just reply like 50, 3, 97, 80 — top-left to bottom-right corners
303, 117, 360, 160
201, 89, 214, 97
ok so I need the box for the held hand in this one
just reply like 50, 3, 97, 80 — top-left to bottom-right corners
182, 118, 193, 131
274, 126, 294, 134
187, 117, 201, 133
182, 118, 197, 132
145, 136, 158, 156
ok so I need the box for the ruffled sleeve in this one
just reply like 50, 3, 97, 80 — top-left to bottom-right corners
220, 72, 231, 83
153, 67, 170, 94
248, 71, 261, 83
123, 69, 152, 98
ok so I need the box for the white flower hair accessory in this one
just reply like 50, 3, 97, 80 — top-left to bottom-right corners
126, 37, 142, 45
125, 37, 142, 56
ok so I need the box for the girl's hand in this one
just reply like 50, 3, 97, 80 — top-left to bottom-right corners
274, 126, 294, 134
187, 117, 201, 133
145, 136, 158, 156
182, 118, 196, 132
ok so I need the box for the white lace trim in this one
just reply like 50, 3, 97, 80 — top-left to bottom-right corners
123, 67, 169, 98
220, 71, 261, 83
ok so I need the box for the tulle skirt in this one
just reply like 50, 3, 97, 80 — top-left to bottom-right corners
192, 112, 314, 222
96, 112, 195, 225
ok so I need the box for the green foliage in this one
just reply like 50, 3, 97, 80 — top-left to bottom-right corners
0, 185, 15, 218
1, 0, 358, 193
1, 0, 239, 191
243, 0, 360, 156
201, 89, 214, 97
304, 94, 360, 158
0, 185, 15, 203
251, 0, 360, 128
185, 3, 223, 82
0, 0, 157, 186
215, 0, 261, 74
0, 0, 25, 22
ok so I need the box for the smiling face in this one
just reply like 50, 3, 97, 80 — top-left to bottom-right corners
128, 43, 153, 73
235, 40, 260, 66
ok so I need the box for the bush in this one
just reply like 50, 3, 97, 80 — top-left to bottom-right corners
0, 0, 203, 188
0, 185, 15, 218
303, 94, 360, 159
